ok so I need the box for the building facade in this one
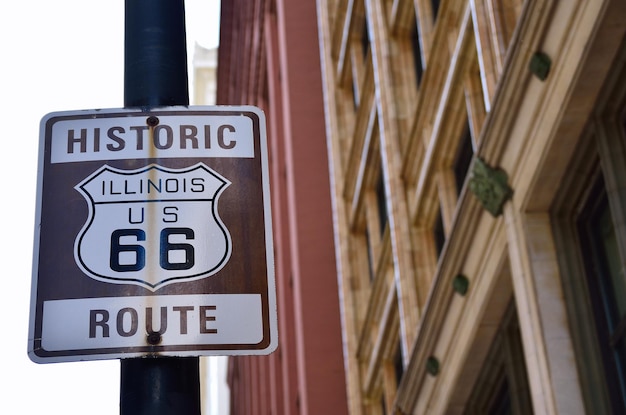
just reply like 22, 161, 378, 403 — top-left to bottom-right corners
219, 0, 626, 414
216, 0, 350, 414
192, 43, 218, 106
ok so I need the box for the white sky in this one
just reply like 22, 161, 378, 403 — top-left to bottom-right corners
0, 1, 220, 412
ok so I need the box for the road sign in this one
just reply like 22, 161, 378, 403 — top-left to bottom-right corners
28, 106, 278, 363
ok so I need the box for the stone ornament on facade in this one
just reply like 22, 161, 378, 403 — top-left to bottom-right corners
469, 158, 514, 217
529, 51, 551, 81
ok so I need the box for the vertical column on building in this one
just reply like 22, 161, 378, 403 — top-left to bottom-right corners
504, 206, 585, 414
273, 0, 350, 414
365, 0, 421, 361
264, 3, 298, 413
316, 0, 370, 413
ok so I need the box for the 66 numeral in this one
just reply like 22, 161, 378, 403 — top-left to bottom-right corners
110, 227, 195, 272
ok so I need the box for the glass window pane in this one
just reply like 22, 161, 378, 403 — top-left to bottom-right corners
589, 201, 626, 322
579, 176, 626, 409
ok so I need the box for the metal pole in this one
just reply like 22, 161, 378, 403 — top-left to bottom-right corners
121, 1, 200, 413
121, 358, 201, 414
124, 0, 189, 107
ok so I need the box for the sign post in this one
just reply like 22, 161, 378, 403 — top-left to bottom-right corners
120, 2, 199, 412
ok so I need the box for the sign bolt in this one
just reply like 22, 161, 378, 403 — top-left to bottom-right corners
147, 115, 160, 127
147, 331, 162, 345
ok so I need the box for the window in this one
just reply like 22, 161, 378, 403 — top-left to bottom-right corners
376, 171, 389, 236
551, 72, 626, 412
394, 341, 404, 385
464, 304, 533, 415
578, 174, 626, 411
454, 122, 474, 195
351, 76, 359, 109
431, 0, 440, 21
366, 228, 375, 282
361, 18, 370, 58
410, 15, 424, 87
434, 207, 445, 257
552, 138, 626, 414
487, 376, 512, 415
551, 54, 626, 412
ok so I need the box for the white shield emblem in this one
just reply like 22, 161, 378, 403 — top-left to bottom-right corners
74, 163, 232, 290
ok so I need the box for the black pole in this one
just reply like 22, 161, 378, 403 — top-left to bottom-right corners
124, 0, 189, 108
121, 358, 201, 414
121, 1, 200, 414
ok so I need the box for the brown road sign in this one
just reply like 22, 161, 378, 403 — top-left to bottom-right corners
29, 106, 277, 363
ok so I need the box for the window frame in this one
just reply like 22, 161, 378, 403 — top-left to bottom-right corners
577, 174, 626, 410
463, 303, 533, 415
551, 61, 626, 412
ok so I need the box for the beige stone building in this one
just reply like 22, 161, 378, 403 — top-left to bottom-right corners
316, 0, 626, 414
192, 43, 218, 106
